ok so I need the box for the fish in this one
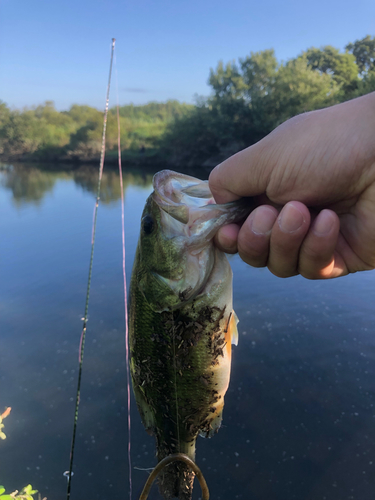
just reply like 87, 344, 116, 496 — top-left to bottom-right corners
129, 170, 251, 500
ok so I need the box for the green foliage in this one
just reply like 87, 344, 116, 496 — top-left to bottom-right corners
0, 102, 76, 156
0, 36, 375, 167
115, 100, 192, 122
269, 54, 342, 124
349, 68, 375, 98
160, 104, 223, 166
0, 101, 193, 161
303, 46, 359, 92
0, 485, 40, 500
240, 49, 278, 99
346, 35, 375, 74
0, 101, 11, 129
208, 60, 247, 98
161, 36, 375, 166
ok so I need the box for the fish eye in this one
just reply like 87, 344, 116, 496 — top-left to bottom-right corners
142, 215, 154, 235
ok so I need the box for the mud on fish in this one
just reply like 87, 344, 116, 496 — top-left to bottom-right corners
129, 170, 251, 500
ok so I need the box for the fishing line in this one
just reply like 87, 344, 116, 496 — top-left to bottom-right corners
114, 46, 133, 500
66, 38, 116, 500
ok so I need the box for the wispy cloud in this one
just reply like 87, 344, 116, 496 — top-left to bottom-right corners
121, 87, 148, 93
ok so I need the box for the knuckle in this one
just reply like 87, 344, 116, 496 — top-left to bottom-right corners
299, 269, 323, 280
268, 265, 298, 278
299, 264, 332, 280
238, 237, 269, 268
301, 242, 327, 262
239, 248, 268, 268
267, 245, 300, 278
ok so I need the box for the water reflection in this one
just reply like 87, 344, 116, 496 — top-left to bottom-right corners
0, 162, 155, 205
0, 164, 66, 206
72, 166, 154, 204
1, 163, 375, 500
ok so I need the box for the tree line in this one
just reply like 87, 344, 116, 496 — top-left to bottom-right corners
0, 100, 192, 164
1, 35, 375, 168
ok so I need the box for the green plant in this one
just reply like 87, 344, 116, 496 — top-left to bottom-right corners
0, 407, 11, 440
0, 485, 42, 500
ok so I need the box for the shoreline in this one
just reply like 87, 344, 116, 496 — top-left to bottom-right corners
0, 156, 213, 178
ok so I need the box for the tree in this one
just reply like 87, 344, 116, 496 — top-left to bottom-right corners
208, 61, 252, 143
0, 101, 11, 154
303, 46, 359, 94
208, 61, 246, 99
346, 35, 375, 74
239, 50, 279, 136
0, 101, 10, 127
269, 55, 341, 126
350, 68, 375, 98
0, 111, 43, 155
240, 49, 278, 99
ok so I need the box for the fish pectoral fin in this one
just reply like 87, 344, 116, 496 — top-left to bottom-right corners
132, 381, 155, 434
225, 310, 239, 346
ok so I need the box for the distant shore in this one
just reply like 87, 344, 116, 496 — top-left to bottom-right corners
0, 148, 161, 167
0, 145, 228, 174
0, 155, 214, 179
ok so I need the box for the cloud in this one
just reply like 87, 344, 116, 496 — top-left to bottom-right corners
121, 87, 148, 93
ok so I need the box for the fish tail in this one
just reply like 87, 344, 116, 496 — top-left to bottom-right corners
156, 437, 197, 500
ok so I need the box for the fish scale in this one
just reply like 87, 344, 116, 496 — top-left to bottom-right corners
130, 275, 229, 499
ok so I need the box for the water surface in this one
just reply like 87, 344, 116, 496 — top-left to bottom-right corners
1, 163, 375, 500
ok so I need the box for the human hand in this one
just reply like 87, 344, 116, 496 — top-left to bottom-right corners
209, 92, 375, 279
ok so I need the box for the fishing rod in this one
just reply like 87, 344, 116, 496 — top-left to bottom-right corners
66, 38, 124, 500
114, 45, 133, 500
65, 38, 210, 500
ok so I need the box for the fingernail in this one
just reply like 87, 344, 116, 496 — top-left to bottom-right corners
279, 203, 305, 233
312, 210, 334, 236
251, 207, 276, 235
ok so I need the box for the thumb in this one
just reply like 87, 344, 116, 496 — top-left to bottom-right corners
208, 142, 270, 204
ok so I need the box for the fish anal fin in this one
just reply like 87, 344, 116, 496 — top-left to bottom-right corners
199, 401, 225, 438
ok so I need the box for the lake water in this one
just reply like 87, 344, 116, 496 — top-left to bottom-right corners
1, 163, 375, 500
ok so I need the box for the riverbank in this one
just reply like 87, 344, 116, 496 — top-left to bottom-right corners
0, 157, 214, 181
0, 147, 162, 168
0, 141, 237, 174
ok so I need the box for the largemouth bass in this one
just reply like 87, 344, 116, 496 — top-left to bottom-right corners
129, 170, 250, 500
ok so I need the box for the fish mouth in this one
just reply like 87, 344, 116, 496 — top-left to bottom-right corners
152, 170, 214, 225
152, 170, 252, 247
144, 170, 253, 310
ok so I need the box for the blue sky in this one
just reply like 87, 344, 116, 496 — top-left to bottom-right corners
1, 0, 374, 110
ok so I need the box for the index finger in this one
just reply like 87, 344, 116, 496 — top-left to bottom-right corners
208, 143, 269, 204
